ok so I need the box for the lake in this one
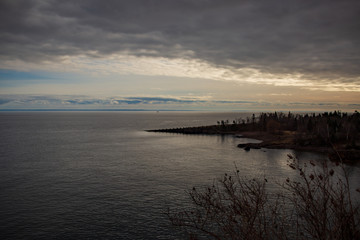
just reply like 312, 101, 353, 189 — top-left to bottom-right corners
0, 112, 359, 239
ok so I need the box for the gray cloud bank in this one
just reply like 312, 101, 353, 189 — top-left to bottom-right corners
0, 95, 254, 106
1, 0, 360, 84
0, 95, 207, 106
0, 95, 357, 111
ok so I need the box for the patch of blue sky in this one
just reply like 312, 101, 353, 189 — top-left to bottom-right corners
0, 99, 10, 105
0, 69, 55, 81
0, 69, 81, 86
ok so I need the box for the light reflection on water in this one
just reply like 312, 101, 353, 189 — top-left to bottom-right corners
0, 112, 359, 239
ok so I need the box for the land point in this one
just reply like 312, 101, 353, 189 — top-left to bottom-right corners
147, 111, 360, 163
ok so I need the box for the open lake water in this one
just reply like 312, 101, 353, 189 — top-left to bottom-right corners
0, 112, 359, 239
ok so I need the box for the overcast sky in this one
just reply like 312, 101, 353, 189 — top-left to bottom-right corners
0, 0, 359, 111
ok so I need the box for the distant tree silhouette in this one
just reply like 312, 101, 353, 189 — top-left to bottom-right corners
216, 111, 359, 147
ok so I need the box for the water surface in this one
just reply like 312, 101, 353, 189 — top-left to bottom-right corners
0, 112, 358, 239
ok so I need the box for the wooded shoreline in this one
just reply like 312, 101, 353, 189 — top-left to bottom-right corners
147, 111, 360, 163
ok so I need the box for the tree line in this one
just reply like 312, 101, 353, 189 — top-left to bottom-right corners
217, 111, 360, 147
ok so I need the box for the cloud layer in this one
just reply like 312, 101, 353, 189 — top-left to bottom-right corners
1, 0, 360, 88
0, 94, 358, 112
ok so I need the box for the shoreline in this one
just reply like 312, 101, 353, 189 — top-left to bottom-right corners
147, 127, 360, 163
236, 131, 331, 153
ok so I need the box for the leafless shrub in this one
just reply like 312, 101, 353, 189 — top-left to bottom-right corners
168, 156, 360, 239
283, 156, 360, 240
168, 169, 285, 240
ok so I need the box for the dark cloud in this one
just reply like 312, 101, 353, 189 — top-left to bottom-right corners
0, 94, 358, 111
214, 100, 256, 104
1, 0, 360, 83
0, 95, 207, 106
125, 97, 204, 104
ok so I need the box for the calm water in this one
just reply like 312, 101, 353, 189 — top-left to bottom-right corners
0, 112, 359, 239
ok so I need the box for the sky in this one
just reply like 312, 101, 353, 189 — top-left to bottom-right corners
0, 0, 359, 111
